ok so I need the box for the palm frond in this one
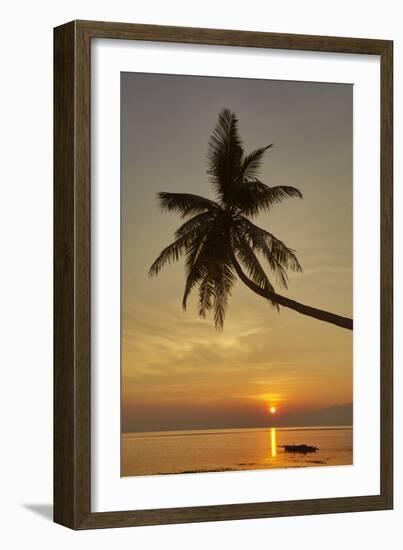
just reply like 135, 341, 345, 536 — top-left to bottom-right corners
182, 264, 205, 310
198, 270, 215, 318
149, 233, 192, 277
157, 192, 219, 218
207, 108, 244, 202
182, 235, 210, 309
232, 230, 276, 294
209, 108, 242, 155
182, 228, 236, 329
174, 211, 217, 239
242, 145, 273, 179
212, 264, 236, 330
237, 216, 302, 287
235, 179, 303, 217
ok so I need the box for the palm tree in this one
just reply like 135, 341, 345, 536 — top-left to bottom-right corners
149, 108, 353, 331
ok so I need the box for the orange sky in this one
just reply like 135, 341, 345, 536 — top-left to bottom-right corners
121, 73, 353, 432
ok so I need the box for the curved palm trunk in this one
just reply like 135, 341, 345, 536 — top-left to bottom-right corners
231, 254, 353, 330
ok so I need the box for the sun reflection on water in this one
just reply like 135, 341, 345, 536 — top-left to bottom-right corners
270, 427, 277, 458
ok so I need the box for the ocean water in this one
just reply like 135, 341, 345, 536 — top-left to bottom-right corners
121, 426, 353, 477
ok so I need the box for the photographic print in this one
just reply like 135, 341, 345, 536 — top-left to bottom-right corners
121, 72, 353, 477
54, 21, 393, 528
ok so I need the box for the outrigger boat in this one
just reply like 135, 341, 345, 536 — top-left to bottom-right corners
280, 444, 319, 454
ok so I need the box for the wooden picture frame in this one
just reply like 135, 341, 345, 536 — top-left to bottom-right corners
54, 20, 393, 529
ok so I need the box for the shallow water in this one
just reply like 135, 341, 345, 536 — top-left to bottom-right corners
122, 426, 353, 477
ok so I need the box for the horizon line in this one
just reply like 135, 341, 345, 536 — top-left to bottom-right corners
123, 424, 353, 436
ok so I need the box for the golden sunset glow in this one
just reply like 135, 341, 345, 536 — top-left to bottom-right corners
121, 73, 353, 434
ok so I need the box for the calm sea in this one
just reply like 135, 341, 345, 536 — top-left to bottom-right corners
121, 426, 353, 477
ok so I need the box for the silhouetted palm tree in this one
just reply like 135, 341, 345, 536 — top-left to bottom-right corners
149, 108, 353, 331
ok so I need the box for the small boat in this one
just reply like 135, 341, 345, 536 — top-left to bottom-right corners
280, 444, 319, 454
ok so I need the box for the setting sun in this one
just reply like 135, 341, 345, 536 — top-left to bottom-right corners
269, 406, 277, 414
